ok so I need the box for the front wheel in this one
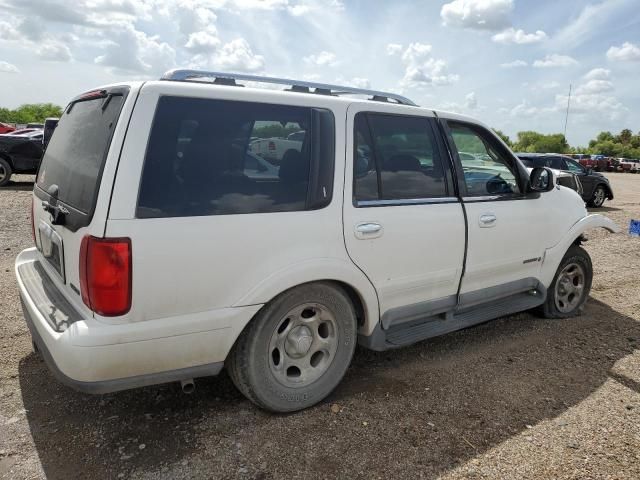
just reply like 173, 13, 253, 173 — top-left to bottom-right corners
539, 245, 592, 319
227, 282, 357, 412
588, 185, 607, 208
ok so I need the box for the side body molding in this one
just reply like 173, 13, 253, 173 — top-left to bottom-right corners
540, 214, 620, 286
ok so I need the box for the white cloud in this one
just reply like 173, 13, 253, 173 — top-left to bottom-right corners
386, 43, 403, 56
584, 68, 610, 81
304, 51, 338, 67
94, 24, 176, 74
184, 30, 221, 54
213, 38, 264, 72
492, 27, 546, 44
0, 61, 19, 73
440, 0, 513, 31
38, 42, 73, 62
401, 42, 432, 64
533, 54, 578, 68
552, 0, 630, 49
396, 42, 458, 87
500, 59, 527, 68
607, 42, 640, 62
464, 91, 478, 109
348, 77, 371, 89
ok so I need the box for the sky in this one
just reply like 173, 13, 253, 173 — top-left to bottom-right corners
0, 0, 639, 147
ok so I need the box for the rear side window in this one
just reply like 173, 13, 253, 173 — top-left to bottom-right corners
137, 97, 334, 218
353, 113, 448, 204
37, 92, 126, 213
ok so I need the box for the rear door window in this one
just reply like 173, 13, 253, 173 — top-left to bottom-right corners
37, 91, 127, 214
353, 113, 449, 204
137, 97, 334, 218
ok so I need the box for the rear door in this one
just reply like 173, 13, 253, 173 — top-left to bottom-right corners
32, 86, 132, 310
343, 104, 466, 326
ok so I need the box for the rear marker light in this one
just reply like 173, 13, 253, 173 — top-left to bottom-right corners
80, 236, 132, 316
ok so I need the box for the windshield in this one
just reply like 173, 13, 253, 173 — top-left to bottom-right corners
36, 92, 126, 213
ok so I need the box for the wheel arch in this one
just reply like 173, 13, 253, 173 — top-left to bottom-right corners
0, 151, 13, 167
540, 214, 620, 286
232, 258, 380, 336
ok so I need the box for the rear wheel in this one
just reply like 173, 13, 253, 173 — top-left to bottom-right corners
539, 245, 592, 319
588, 185, 606, 208
227, 282, 357, 412
0, 157, 12, 187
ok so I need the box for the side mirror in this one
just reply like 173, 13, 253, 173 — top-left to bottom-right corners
529, 167, 555, 192
586, 167, 593, 175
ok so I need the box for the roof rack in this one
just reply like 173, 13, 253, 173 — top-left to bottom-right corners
160, 69, 418, 107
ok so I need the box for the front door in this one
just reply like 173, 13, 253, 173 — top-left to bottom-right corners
442, 120, 548, 302
343, 104, 466, 326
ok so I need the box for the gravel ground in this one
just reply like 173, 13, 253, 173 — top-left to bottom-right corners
1, 173, 639, 480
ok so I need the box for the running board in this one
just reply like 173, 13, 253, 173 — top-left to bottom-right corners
359, 289, 546, 351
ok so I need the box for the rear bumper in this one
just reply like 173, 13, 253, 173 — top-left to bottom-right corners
15, 248, 260, 394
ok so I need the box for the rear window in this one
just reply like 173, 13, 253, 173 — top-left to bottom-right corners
37, 91, 126, 213
137, 96, 335, 218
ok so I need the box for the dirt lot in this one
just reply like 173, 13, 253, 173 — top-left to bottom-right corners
1, 173, 639, 480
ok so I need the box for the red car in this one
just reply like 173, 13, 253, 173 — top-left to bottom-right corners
0, 122, 15, 134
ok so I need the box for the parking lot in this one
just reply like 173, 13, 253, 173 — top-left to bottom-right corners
1, 173, 639, 480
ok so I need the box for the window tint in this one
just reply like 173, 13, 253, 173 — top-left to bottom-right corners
37, 93, 126, 213
137, 97, 334, 218
353, 113, 448, 203
449, 123, 521, 196
565, 159, 584, 174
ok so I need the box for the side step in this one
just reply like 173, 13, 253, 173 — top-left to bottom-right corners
359, 289, 545, 351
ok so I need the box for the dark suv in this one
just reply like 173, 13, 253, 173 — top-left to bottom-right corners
517, 153, 614, 208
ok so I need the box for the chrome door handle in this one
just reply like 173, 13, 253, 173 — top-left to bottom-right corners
479, 214, 497, 227
356, 223, 382, 234
355, 222, 383, 239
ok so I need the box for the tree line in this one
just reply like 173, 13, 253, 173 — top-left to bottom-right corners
0, 104, 63, 124
494, 128, 640, 158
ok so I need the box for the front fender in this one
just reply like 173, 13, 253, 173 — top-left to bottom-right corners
540, 214, 620, 286
233, 257, 380, 336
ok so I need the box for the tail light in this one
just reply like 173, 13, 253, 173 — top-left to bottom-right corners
80, 236, 131, 316
268, 141, 276, 151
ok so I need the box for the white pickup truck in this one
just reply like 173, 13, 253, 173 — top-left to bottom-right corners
249, 131, 304, 164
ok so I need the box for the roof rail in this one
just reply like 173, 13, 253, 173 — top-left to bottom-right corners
160, 69, 418, 107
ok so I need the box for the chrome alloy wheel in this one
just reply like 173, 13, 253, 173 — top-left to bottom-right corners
592, 187, 606, 207
268, 303, 338, 387
0, 163, 7, 183
554, 262, 586, 313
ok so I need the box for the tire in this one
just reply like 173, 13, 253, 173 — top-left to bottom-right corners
588, 185, 606, 208
226, 282, 357, 412
0, 157, 12, 187
538, 245, 592, 319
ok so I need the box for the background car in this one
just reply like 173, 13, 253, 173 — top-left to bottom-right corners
0, 129, 44, 186
517, 153, 613, 207
0, 122, 15, 134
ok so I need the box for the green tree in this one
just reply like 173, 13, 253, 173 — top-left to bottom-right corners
616, 128, 633, 145
492, 129, 511, 147
513, 131, 568, 153
0, 103, 63, 124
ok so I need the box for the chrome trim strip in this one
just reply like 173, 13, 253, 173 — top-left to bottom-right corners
462, 195, 501, 202
160, 69, 418, 106
356, 197, 458, 207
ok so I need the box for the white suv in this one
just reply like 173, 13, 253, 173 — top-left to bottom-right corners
16, 70, 619, 412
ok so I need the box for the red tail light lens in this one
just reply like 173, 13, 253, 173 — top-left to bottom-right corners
79, 236, 131, 316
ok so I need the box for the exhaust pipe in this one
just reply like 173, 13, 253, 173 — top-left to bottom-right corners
180, 379, 195, 394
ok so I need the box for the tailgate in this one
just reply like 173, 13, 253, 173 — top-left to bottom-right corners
32, 86, 131, 310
